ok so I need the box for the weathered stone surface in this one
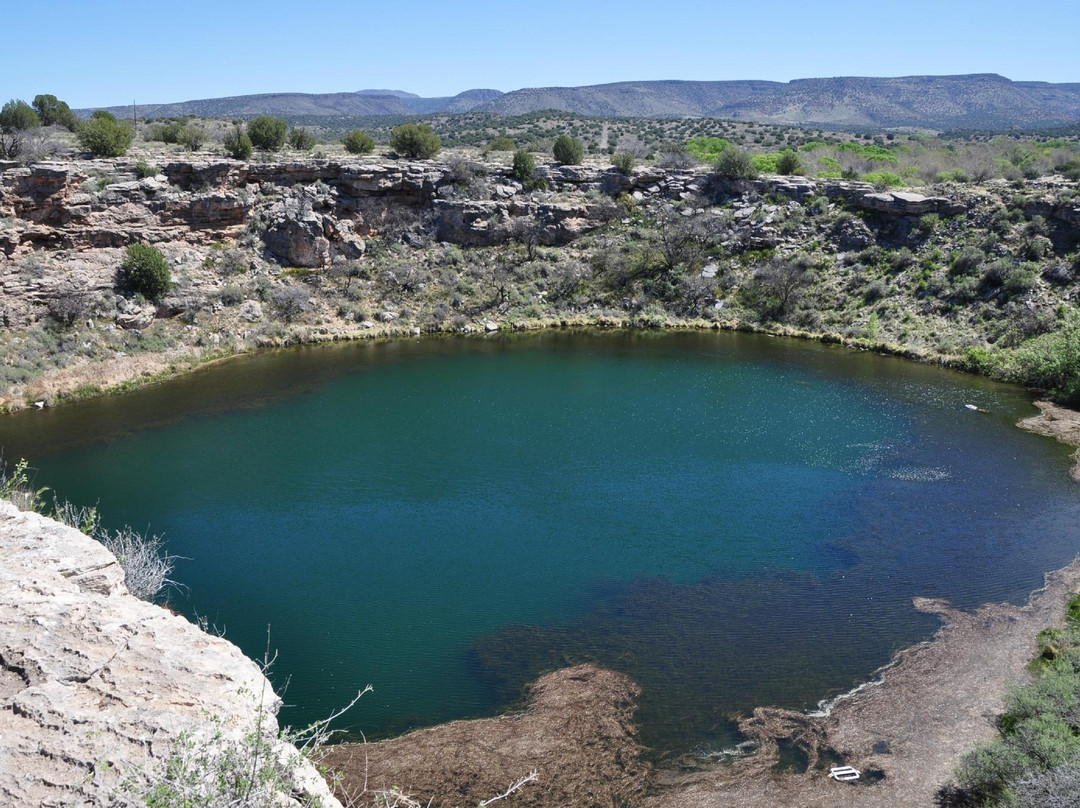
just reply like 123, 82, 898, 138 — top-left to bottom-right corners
1053, 199, 1080, 228
857, 190, 964, 216
0, 500, 340, 808
832, 215, 876, 250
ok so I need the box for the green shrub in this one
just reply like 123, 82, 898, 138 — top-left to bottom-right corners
918, 213, 940, 235
78, 112, 134, 157
135, 160, 159, 179
613, 152, 636, 175
552, 134, 584, 165
343, 129, 375, 155
863, 171, 904, 189
487, 136, 515, 152
712, 148, 759, 180
176, 125, 205, 151
512, 149, 536, 182
776, 149, 803, 175
992, 314, 1080, 404
686, 137, 734, 162
0, 99, 41, 130
940, 590, 1080, 805
31, 94, 78, 130
147, 121, 184, 144
388, 123, 440, 159
116, 244, 171, 303
288, 127, 315, 150
949, 246, 984, 277
223, 127, 253, 160
937, 168, 970, 183
981, 259, 1038, 297
247, 116, 288, 151
752, 153, 780, 173
838, 142, 899, 163
218, 285, 245, 306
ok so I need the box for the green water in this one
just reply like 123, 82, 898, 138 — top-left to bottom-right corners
3, 331, 1079, 754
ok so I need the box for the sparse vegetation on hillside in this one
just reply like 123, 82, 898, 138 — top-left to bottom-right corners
3, 109, 1080, 418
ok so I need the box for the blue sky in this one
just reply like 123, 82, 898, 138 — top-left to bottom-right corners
3, 0, 1076, 108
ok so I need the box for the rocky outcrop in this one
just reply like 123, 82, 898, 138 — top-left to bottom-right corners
263, 196, 366, 267
0, 158, 968, 266
855, 189, 966, 216
0, 500, 340, 808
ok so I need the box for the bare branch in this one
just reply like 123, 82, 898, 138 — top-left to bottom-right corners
478, 771, 539, 807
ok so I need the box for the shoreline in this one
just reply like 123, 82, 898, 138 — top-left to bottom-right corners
321, 556, 1080, 807
645, 557, 1080, 807
5, 316, 972, 416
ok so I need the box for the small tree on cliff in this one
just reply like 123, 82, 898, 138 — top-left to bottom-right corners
388, 123, 440, 159
512, 149, 536, 182
247, 116, 288, 151
116, 243, 171, 303
776, 149, 803, 176
712, 147, 759, 181
553, 134, 584, 165
78, 111, 134, 157
0, 99, 41, 131
343, 129, 375, 155
224, 127, 253, 160
32, 94, 79, 131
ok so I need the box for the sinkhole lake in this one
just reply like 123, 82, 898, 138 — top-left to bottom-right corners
5, 330, 1080, 754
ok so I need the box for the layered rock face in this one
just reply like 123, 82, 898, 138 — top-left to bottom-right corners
0, 157, 973, 267
0, 500, 340, 808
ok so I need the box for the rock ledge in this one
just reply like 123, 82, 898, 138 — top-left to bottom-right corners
0, 499, 340, 807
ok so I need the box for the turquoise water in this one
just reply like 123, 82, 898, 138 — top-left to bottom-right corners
3, 331, 1079, 753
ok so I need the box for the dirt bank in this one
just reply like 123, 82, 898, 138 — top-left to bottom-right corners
1019, 400, 1080, 482
646, 559, 1080, 807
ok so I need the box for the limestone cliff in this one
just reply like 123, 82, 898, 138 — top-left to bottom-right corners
0, 499, 341, 807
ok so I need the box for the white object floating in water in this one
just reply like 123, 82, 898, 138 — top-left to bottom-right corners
33, 401, 45, 410
965, 404, 979, 411
829, 766, 861, 782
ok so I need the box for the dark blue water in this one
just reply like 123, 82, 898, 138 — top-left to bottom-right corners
3, 331, 1078, 754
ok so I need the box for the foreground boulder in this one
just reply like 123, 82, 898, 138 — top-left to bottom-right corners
0, 500, 340, 807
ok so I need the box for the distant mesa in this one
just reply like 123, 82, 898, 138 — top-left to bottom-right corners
355, 89, 422, 98
82, 75, 1080, 130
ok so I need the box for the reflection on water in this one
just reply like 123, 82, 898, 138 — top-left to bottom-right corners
1, 331, 1078, 754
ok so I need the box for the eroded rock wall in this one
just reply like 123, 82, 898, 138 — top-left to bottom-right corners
0, 157, 971, 266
